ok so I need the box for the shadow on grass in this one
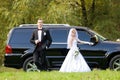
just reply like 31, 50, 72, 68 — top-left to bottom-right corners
0, 66, 23, 72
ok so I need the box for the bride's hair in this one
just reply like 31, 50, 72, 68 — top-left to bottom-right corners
67, 28, 78, 49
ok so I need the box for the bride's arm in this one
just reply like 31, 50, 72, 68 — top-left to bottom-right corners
77, 38, 93, 45
68, 39, 73, 48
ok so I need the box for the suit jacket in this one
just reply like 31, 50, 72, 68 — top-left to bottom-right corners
30, 28, 52, 50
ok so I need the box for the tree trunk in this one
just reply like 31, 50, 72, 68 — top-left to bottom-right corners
90, 0, 95, 27
80, 0, 88, 26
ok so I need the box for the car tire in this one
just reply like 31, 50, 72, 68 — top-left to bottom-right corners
109, 55, 120, 71
23, 57, 40, 72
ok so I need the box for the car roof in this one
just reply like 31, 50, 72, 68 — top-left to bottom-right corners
19, 24, 70, 27
13, 24, 90, 31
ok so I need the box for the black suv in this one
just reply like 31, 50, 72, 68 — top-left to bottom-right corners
4, 24, 120, 71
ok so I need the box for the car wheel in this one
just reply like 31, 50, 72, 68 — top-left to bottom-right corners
23, 57, 40, 72
109, 55, 120, 71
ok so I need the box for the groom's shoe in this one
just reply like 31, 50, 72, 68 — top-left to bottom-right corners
46, 69, 50, 72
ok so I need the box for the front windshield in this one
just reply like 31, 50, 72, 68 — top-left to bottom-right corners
89, 30, 107, 41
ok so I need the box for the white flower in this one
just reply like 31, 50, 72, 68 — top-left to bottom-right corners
74, 50, 79, 56
44, 32, 46, 36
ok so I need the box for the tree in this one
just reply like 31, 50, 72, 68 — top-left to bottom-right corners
80, 0, 88, 26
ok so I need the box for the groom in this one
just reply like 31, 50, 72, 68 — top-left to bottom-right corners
30, 19, 52, 71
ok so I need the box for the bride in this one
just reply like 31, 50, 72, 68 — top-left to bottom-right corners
59, 28, 93, 72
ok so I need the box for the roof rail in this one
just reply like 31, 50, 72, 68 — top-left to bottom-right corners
19, 24, 70, 27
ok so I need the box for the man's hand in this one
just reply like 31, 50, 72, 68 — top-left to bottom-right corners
35, 40, 40, 44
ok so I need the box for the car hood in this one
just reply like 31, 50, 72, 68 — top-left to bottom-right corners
104, 41, 120, 45
102, 41, 120, 50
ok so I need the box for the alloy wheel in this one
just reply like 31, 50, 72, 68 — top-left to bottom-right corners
112, 58, 120, 71
26, 59, 40, 72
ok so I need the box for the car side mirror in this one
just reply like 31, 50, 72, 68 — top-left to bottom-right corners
90, 35, 98, 44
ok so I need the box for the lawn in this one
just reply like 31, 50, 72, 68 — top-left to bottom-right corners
0, 67, 120, 80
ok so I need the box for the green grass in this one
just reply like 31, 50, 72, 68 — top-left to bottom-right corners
0, 67, 120, 80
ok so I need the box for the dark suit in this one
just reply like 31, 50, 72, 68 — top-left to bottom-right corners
30, 28, 52, 70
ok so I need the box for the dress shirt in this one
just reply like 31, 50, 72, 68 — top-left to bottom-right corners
38, 30, 42, 41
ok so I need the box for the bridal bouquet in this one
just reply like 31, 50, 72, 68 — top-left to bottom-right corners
74, 50, 79, 56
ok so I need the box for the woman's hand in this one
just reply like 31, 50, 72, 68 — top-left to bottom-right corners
89, 42, 94, 45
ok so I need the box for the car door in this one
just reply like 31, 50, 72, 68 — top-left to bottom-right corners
76, 29, 107, 67
46, 28, 69, 69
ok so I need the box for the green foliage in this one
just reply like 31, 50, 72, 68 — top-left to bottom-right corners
93, 0, 120, 40
46, 0, 81, 25
94, 20, 119, 40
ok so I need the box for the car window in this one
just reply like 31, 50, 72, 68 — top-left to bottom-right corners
77, 30, 91, 42
50, 29, 68, 42
10, 28, 33, 44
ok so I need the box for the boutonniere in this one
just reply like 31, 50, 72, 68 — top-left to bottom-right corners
44, 32, 46, 36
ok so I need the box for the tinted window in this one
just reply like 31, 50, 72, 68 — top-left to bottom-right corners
77, 30, 91, 41
10, 28, 33, 44
50, 29, 68, 42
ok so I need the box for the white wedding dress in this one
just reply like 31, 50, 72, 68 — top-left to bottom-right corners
59, 39, 91, 72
